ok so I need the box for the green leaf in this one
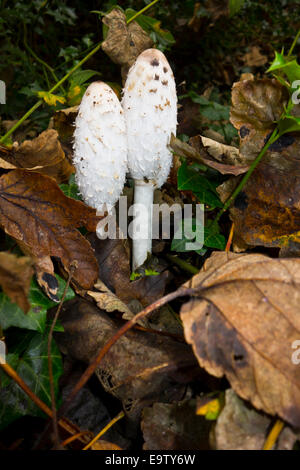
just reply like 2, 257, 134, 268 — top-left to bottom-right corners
0, 276, 75, 332
188, 91, 230, 120
187, 91, 210, 105
172, 218, 225, 252
194, 190, 223, 208
229, 0, 246, 17
178, 160, 218, 194
267, 51, 286, 72
200, 102, 229, 121
125, 8, 175, 49
145, 269, 159, 276
178, 160, 223, 208
267, 51, 300, 85
278, 116, 300, 136
0, 332, 63, 430
204, 227, 226, 250
69, 69, 101, 87
172, 218, 204, 253
59, 181, 81, 200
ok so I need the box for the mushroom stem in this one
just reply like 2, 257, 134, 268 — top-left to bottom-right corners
132, 179, 154, 271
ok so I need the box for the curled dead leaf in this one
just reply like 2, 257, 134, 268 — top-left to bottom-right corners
181, 251, 300, 428
88, 279, 132, 317
170, 134, 248, 176
0, 130, 73, 183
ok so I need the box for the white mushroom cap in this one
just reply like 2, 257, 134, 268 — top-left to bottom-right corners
122, 49, 177, 187
73, 81, 127, 213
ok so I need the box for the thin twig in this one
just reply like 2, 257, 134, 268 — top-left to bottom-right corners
82, 411, 125, 450
47, 263, 77, 449
263, 419, 284, 450
225, 223, 234, 252
61, 431, 91, 448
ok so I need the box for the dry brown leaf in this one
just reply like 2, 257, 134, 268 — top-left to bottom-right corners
0, 252, 33, 313
102, 8, 154, 80
0, 130, 73, 183
180, 251, 300, 428
214, 389, 299, 450
0, 169, 99, 289
142, 400, 211, 450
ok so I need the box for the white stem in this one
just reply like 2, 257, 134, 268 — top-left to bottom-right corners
132, 179, 154, 271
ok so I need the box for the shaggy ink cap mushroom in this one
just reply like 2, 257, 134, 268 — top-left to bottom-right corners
122, 49, 177, 270
73, 81, 127, 214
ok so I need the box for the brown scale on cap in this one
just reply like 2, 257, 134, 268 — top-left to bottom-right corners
151, 58, 159, 66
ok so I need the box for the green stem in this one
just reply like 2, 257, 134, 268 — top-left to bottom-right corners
213, 127, 279, 225
127, 0, 160, 23
42, 65, 50, 90
23, 22, 65, 93
165, 254, 199, 275
287, 28, 300, 57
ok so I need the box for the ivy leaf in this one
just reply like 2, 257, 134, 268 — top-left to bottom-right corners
59, 181, 81, 200
178, 160, 223, 208
0, 331, 63, 430
204, 223, 226, 250
188, 91, 230, 121
0, 276, 75, 332
172, 218, 225, 253
178, 160, 216, 194
194, 190, 223, 209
